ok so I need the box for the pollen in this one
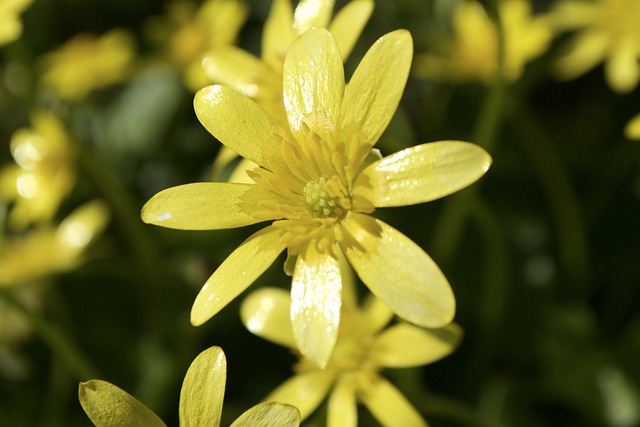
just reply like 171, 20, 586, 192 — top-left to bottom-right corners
303, 176, 348, 218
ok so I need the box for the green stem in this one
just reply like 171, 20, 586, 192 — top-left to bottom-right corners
0, 288, 99, 380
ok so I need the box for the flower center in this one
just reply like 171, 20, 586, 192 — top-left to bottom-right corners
303, 176, 348, 218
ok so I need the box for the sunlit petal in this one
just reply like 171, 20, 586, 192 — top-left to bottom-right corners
358, 375, 428, 427
78, 380, 166, 427
291, 243, 342, 367
292, 0, 334, 33
327, 376, 358, 427
201, 47, 267, 97
327, 0, 374, 60
56, 200, 110, 251
353, 141, 492, 208
179, 346, 226, 427
191, 227, 286, 326
340, 29, 412, 147
372, 323, 463, 368
283, 27, 344, 141
241, 287, 296, 349
263, 0, 294, 69
265, 371, 336, 420
230, 402, 300, 427
341, 214, 455, 328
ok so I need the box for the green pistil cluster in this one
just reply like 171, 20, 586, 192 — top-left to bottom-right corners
304, 176, 344, 218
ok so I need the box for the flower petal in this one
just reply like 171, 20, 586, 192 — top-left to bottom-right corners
340, 29, 412, 147
340, 214, 455, 328
327, 376, 358, 427
78, 380, 166, 427
291, 243, 342, 367
230, 402, 300, 427
372, 322, 463, 368
328, 0, 374, 60
191, 227, 286, 326
553, 30, 607, 81
292, 0, 334, 33
358, 375, 428, 427
283, 27, 344, 141
262, 0, 294, 69
353, 141, 491, 208
179, 346, 226, 427
194, 85, 288, 170
624, 113, 640, 140
201, 46, 268, 97
141, 183, 282, 230
605, 42, 639, 93
360, 293, 394, 334
265, 371, 336, 420
241, 287, 296, 349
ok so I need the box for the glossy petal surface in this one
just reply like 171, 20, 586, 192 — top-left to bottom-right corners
340, 30, 412, 147
265, 371, 335, 419
141, 183, 278, 230
230, 402, 300, 427
372, 323, 463, 368
341, 214, 455, 328
179, 346, 226, 427
359, 376, 427, 427
78, 380, 166, 427
291, 244, 342, 367
241, 287, 296, 349
191, 227, 286, 326
328, 0, 374, 59
354, 141, 492, 207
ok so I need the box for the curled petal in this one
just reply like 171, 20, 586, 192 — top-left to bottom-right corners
230, 402, 300, 427
265, 371, 336, 421
328, 0, 374, 60
241, 287, 296, 349
341, 214, 455, 328
353, 141, 491, 208
372, 323, 463, 368
191, 227, 286, 326
180, 346, 226, 427
358, 375, 428, 427
78, 380, 166, 427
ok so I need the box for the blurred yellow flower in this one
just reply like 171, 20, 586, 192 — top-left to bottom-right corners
413, 0, 553, 84
79, 346, 300, 427
146, 0, 248, 92
0, 111, 76, 230
241, 286, 462, 426
0, 200, 110, 286
550, 0, 640, 93
142, 28, 491, 366
39, 29, 135, 101
625, 113, 640, 139
0, 0, 32, 46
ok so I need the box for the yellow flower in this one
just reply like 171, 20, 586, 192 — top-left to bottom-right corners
142, 27, 491, 366
413, 0, 553, 83
147, 0, 248, 92
0, 200, 110, 286
550, 0, 640, 93
625, 113, 640, 139
39, 29, 135, 101
0, 111, 76, 230
79, 346, 300, 427
0, 0, 32, 46
241, 286, 462, 426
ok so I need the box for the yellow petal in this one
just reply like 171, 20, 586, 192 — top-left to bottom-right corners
230, 402, 300, 427
141, 183, 279, 230
624, 113, 640, 140
201, 47, 268, 97
553, 30, 607, 81
327, 0, 374, 60
78, 380, 166, 427
371, 322, 463, 368
240, 287, 296, 349
179, 346, 226, 427
292, 0, 334, 33
327, 376, 358, 427
353, 141, 491, 208
262, 0, 294, 68
56, 200, 110, 252
291, 243, 342, 367
605, 43, 639, 94
265, 371, 335, 420
340, 29, 412, 147
360, 293, 394, 334
358, 375, 428, 427
283, 27, 344, 142
194, 85, 288, 170
340, 214, 455, 328
191, 227, 286, 326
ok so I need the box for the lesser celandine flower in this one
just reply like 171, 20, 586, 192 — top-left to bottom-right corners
0, 0, 32, 46
241, 285, 462, 426
146, 0, 248, 92
550, 0, 640, 93
79, 346, 300, 427
39, 29, 135, 101
142, 27, 491, 366
625, 113, 640, 139
0, 111, 76, 230
413, 0, 552, 84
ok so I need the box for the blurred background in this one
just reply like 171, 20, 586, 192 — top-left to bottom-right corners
1, 0, 639, 425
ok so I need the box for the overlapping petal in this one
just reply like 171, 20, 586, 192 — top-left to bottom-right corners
179, 346, 226, 427
292, 0, 334, 33
353, 141, 492, 208
341, 214, 455, 328
328, 0, 374, 60
78, 380, 166, 427
291, 243, 342, 367
240, 287, 296, 349
191, 227, 286, 326
201, 47, 268, 97
358, 375, 427, 427
229, 402, 300, 427
265, 371, 336, 419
